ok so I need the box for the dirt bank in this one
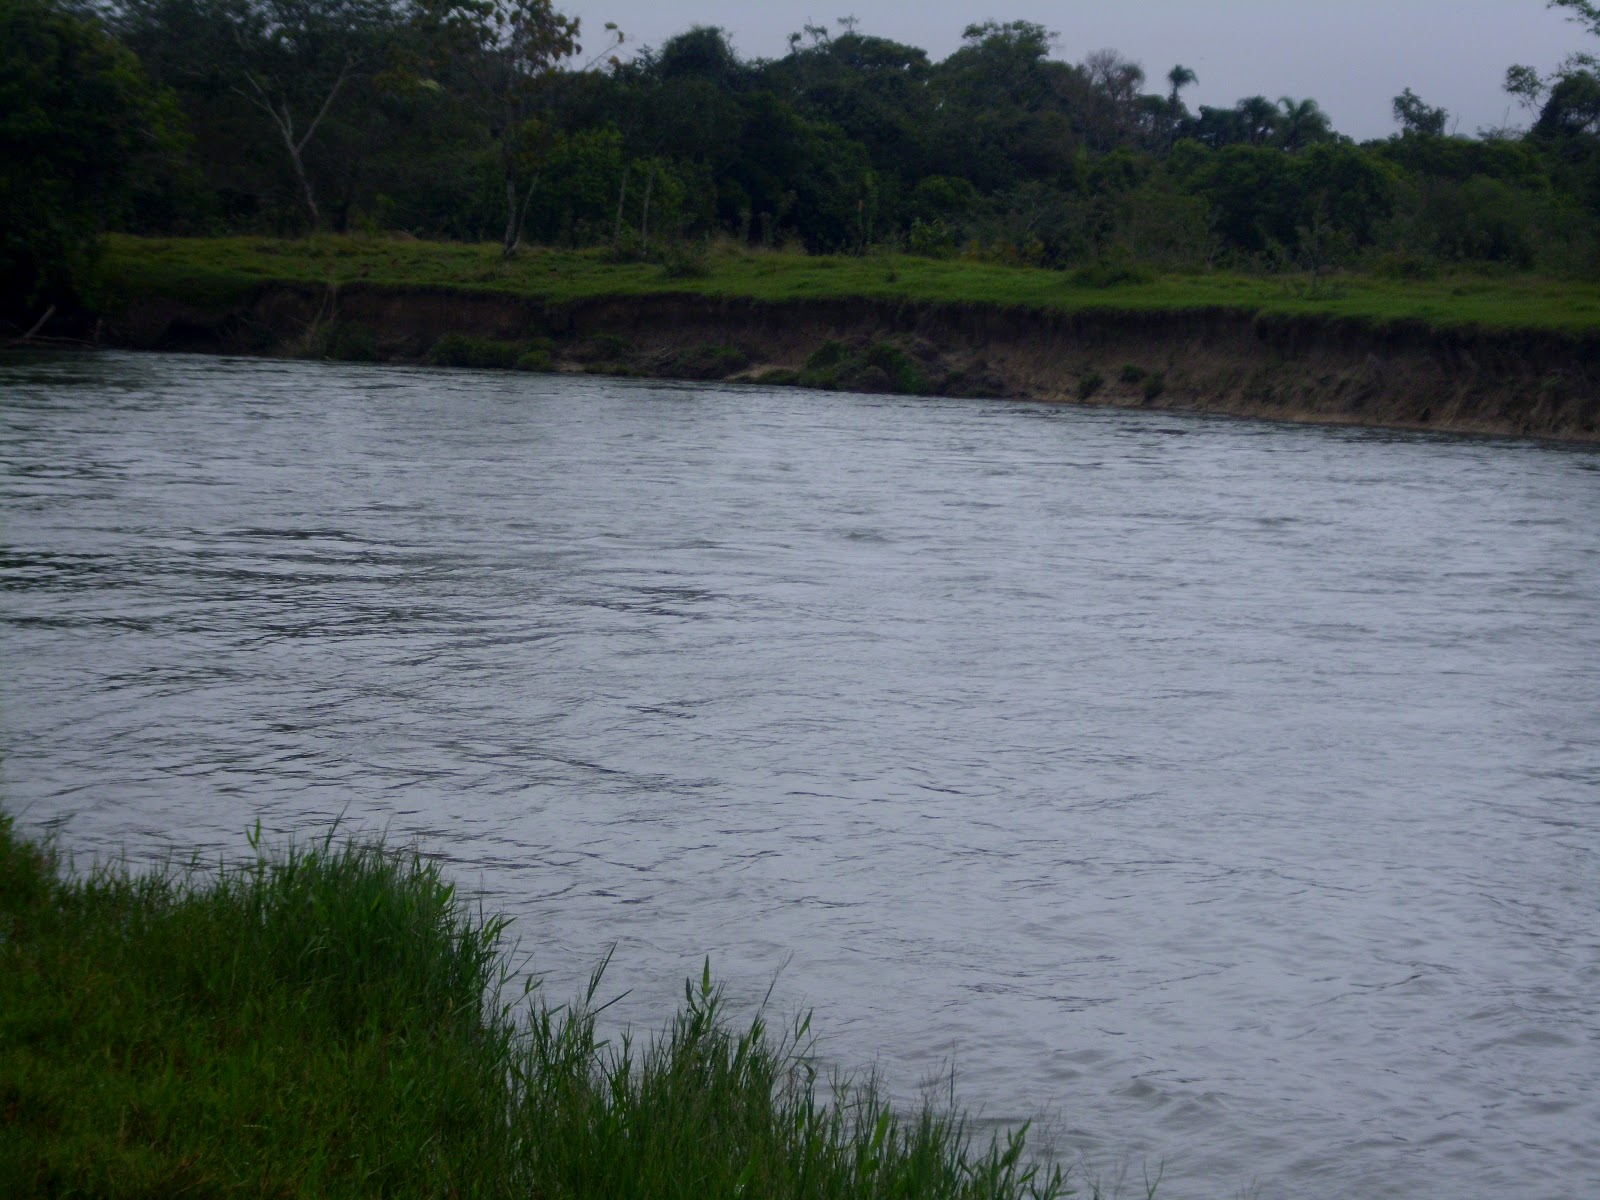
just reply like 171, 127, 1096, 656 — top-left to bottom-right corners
105, 283, 1600, 442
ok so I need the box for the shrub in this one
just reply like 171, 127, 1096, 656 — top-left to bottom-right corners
862, 341, 927, 395
1070, 259, 1153, 289
574, 332, 634, 364
800, 339, 926, 394
665, 343, 749, 379
426, 333, 522, 369
1077, 370, 1105, 400
325, 323, 380, 362
659, 240, 711, 279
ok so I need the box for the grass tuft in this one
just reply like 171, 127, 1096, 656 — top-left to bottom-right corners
0, 810, 1078, 1199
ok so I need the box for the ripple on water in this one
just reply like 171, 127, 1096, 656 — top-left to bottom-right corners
2, 353, 1599, 1200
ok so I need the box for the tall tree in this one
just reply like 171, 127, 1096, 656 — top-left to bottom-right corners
1234, 95, 1281, 145
1392, 87, 1449, 136
1166, 64, 1197, 114
1, 0, 185, 323
1164, 64, 1197, 146
113, 0, 410, 230
416, 0, 600, 255
1550, 0, 1600, 66
1275, 96, 1332, 151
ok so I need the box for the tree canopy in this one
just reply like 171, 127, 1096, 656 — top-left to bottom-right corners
11, 0, 1600, 282
1, 0, 185, 323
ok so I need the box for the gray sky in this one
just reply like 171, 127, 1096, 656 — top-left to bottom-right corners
564, 0, 1580, 141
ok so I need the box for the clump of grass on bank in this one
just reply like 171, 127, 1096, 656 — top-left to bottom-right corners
426, 332, 553, 370
0, 811, 1074, 1199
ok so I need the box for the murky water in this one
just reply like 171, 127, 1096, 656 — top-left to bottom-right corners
3, 351, 1597, 1199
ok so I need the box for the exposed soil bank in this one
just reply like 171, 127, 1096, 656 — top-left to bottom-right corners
104, 283, 1600, 441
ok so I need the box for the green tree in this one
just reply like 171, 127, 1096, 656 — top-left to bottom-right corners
1275, 96, 1333, 151
1392, 87, 1449, 136
1550, 0, 1600, 68
414, 0, 597, 255
0, 0, 185, 324
1234, 95, 1281, 145
1534, 69, 1600, 136
113, 0, 413, 230
1166, 63, 1198, 114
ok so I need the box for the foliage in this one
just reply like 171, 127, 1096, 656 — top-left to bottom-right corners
19, 0, 1592, 283
1393, 87, 1450, 137
799, 338, 928, 393
412, 0, 586, 255
426, 331, 550, 368
0, 0, 185, 324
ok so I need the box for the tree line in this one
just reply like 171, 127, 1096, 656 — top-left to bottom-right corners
6, 0, 1600, 321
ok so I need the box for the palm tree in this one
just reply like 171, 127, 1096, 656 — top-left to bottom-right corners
1277, 96, 1332, 151
1235, 94, 1280, 145
1166, 64, 1197, 115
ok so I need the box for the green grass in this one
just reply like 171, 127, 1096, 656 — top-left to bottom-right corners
96, 233, 1600, 335
0, 810, 1078, 1199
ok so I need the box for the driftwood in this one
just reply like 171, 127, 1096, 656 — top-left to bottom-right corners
22, 304, 56, 340
4, 307, 102, 350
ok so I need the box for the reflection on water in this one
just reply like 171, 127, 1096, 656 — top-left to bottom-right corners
3, 351, 1598, 1200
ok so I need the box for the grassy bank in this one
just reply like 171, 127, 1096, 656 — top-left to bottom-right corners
96, 234, 1600, 335
0, 811, 1072, 1199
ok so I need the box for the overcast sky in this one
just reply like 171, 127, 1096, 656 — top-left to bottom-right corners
563, 0, 1581, 141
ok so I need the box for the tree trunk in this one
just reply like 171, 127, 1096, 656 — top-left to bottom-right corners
237, 60, 355, 234
613, 170, 628, 251
503, 173, 519, 258
268, 112, 322, 231
640, 163, 656, 256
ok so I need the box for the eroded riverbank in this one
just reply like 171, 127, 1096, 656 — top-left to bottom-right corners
103, 283, 1600, 441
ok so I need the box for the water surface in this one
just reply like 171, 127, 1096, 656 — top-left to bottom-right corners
3, 352, 1597, 1199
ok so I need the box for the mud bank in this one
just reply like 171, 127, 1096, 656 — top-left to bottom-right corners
106, 283, 1600, 442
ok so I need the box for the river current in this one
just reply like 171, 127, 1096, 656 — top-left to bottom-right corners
3, 351, 1597, 1199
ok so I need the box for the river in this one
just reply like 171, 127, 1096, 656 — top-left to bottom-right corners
3, 351, 1597, 1199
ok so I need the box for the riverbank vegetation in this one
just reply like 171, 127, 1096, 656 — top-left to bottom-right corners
9, 0, 1600, 337
99, 232, 1600, 335
0, 811, 1072, 1198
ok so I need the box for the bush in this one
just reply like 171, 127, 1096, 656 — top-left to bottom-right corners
325, 322, 380, 362
659, 240, 711, 279
862, 341, 927, 394
664, 343, 749, 379
573, 332, 634, 365
1077, 370, 1105, 400
426, 333, 523, 369
800, 339, 926, 394
1070, 259, 1153, 289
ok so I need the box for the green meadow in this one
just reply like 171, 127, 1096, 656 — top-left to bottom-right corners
97, 235, 1600, 336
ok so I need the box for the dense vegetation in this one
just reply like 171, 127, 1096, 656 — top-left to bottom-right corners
6, 0, 1600, 327
0, 810, 1072, 1198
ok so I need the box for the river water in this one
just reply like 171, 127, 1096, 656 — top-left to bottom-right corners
3, 351, 1597, 1198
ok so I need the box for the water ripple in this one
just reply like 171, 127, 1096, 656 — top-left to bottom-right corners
3, 351, 1598, 1200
